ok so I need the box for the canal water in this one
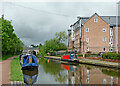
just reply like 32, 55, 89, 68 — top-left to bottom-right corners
22, 58, 120, 85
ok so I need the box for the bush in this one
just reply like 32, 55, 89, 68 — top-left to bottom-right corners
86, 51, 92, 55
102, 52, 119, 60
77, 54, 83, 57
85, 53, 98, 57
85, 54, 90, 57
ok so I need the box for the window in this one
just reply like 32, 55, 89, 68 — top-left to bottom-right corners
87, 47, 89, 51
103, 47, 106, 51
110, 28, 113, 36
110, 48, 113, 52
110, 37, 113, 45
86, 28, 89, 32
80, 28, 82, 37
103, 79, 107, 84
110, 38, 113, 42
103, 37, 106, 41
86, 37, 89, 45
94, 15, 98, 22
103, 27, 106, 32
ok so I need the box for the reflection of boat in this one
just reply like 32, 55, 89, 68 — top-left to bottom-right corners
20, 54, 38, 69
61, 64, 77, 72
23, 70, 38, 85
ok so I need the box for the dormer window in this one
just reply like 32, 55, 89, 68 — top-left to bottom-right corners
94, 15, 98, 22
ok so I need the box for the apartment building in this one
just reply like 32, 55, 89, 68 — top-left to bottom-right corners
68, 13, 120, 53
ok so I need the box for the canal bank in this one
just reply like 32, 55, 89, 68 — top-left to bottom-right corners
0, 56, 18, 85
44, 56, 120, 69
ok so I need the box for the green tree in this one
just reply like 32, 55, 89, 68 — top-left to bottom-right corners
1, 17, 24, 56
55, 31, 67, 43
30, 44, 38, 48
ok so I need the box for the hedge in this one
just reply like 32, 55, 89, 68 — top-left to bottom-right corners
77, 54, 83, 57
102, 52, 120, 60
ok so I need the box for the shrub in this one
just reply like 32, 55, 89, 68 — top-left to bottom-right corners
86, 51, 92, 55
102, 52, 119, 60
77, 54, 83, 57
85, 54, 90, 57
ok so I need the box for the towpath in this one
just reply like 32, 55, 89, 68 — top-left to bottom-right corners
79, 58, 120, 68
0, 56, 18, 85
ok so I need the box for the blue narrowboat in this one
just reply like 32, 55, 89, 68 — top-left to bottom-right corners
20, 54, 38, 69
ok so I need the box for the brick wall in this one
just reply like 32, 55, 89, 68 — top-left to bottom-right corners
113, 26, 120, 52
82, 14, 110, 53
68, 33, 73, 52
74, 28, 80, 53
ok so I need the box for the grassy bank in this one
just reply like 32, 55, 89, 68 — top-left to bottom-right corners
10, 57, 23, 81
2, 54, 18, 61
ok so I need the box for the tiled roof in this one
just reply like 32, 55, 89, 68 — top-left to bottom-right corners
79, 16, 120, 26
69, 13, 120, 32
100, 16, 120, 26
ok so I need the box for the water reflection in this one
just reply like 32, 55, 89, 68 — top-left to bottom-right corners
22, 69, 38, 85
32, 58, 120, 85
67, 64, 119, 84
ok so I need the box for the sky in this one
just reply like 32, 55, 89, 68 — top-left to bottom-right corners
0, 0, 119, 46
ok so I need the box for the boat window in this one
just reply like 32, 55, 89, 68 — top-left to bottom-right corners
32, 57, 35, 63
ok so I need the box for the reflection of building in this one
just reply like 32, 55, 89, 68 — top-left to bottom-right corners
81, 66, 118, 84
68, 13, 120, 53
67, 65, 118, 85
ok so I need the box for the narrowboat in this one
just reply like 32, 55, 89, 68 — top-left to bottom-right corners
20, 54, 38, 70
60, 53, 79, 63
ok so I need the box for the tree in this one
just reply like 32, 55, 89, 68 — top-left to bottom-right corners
30, 44, 38, 48
1, 17, 24, 55
55, 31, 67, 43
38, 31, 67, 56
38, 43, 42, 49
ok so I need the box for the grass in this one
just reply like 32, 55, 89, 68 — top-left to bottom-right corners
10, 57, 23, 81
2, 54, 18, 61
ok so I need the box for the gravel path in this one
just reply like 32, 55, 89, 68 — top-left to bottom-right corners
0, 56, 18, 85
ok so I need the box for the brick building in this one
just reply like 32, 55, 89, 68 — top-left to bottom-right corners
68, 13, 120, 53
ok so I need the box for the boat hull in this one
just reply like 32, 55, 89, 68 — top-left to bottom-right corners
22, 65, 38, 70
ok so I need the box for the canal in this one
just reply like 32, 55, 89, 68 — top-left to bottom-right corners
22, 58, 120, 85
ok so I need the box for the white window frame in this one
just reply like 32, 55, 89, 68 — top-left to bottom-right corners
87, 47, 89, 51
86, 28, 89, 32
110, 37, 113, 44
103, 47, 106, 51
110, 48, 113, 52
103, 27, 106, 32
86, 37, 89, 45
110, 28, 113, 36
103, 79, 107, 84
94, 15, 98, 22
103, 37, 106, 41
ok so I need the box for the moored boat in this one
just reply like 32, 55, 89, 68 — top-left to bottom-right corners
20, 54, 38, 70
60, 53, 79, 63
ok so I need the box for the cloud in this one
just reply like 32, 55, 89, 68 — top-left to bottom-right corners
2, 2, 118, 45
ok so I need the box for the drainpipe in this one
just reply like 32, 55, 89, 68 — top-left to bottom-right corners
116, 2, 119, 54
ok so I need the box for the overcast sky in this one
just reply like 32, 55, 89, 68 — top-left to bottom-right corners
0, 0, 119, 46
